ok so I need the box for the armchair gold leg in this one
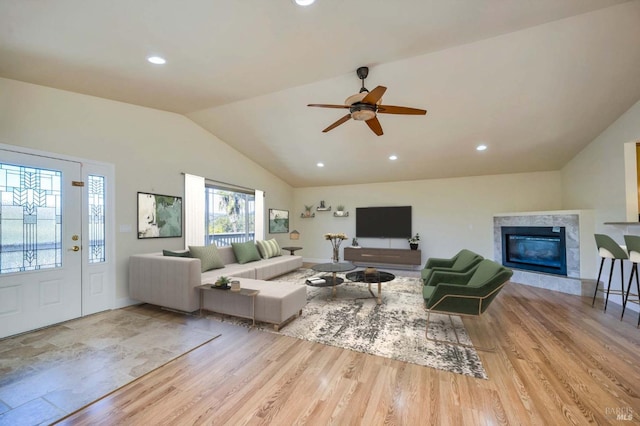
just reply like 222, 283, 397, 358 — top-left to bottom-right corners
425, 310, 496, 353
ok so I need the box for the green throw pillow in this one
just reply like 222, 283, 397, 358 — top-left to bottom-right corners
231, 241, 262, 264
256, 239, 282, 259
188, 245, 225, 272
163, 249, 191, 258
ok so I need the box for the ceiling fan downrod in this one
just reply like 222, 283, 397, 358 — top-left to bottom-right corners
357, 66, 369, 93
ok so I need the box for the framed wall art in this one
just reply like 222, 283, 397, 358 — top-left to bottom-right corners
269, 208, 289, 234
137, 192, 183, 239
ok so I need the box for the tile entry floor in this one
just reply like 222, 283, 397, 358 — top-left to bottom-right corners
0, 305, 223, 426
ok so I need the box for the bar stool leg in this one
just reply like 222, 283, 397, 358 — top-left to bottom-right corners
620, 259, 625, 312
621, 263, 636, 320
636, 273, 640, 328
592, 257, 605, 307
604, 258, 616, 312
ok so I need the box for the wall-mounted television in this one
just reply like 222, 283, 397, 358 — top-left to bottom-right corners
355, 206, 412, 238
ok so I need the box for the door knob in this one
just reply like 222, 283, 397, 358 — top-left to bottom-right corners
68, 246, 80, 252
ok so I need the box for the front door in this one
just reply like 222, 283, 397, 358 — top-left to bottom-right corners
0, 150, 83, 338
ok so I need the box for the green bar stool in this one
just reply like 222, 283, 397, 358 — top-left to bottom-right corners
592, 234, 628, 311
622, 235, 640, 326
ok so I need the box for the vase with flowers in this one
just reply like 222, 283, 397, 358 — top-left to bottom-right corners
324, 232, 348, 263
408, 233, 420, 250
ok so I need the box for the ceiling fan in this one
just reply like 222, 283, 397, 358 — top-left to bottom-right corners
307, 66, 427, 136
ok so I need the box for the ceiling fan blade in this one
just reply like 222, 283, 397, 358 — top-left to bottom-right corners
308, 104, 350, 109
377, 105, 427, 115
362, 86, 387, 105
322, 114, 352, 133
365, 117, 383, 136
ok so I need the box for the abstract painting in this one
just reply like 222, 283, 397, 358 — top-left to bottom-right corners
137, 192, 183, 238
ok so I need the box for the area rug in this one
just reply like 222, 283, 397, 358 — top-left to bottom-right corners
220, 268, 487, 379
0, 308, 220, 426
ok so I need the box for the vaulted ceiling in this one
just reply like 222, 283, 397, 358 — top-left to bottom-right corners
2, 0, 639, 187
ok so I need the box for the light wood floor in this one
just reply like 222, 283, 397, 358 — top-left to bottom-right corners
56, 283, 640, 425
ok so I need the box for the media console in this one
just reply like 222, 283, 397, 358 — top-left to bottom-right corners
344, 247, 422, 267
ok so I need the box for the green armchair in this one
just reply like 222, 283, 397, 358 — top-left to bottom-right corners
423, 259, 512, 316
421, 249, 483, 286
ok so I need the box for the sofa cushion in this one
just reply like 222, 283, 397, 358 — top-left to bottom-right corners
254, 255, 303, 280
256, 239, 282, 259
202, 263, 256, 282
232, 241, 262, 264
163, 249, 190, 258
189, 245, 225, 272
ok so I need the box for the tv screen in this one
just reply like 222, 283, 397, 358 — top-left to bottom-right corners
356, 206, 412, 238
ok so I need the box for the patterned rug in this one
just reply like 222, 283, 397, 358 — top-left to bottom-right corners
225, 268, 486, 379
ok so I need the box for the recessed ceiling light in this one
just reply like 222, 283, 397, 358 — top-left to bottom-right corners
317, 162, 324, 167
476, 144, 487, 151
294, 0, 315, 5
147, 56, 166, 65
389, 155, 398, 160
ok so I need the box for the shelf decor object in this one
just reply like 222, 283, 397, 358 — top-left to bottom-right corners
302, 204, 314, 218
334, 205, 348, 216
317, 200, 331, 211
408, 233, 420, 250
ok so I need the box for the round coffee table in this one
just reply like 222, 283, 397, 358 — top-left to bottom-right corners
309, 262, 356, 298
345, 269, 396, 305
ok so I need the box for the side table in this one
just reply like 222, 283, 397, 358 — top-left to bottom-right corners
197, 284, 259, 327
310, 262, 356, 298
281, 246, 303, 255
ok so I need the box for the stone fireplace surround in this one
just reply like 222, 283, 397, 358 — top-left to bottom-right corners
493, 210, 596, 296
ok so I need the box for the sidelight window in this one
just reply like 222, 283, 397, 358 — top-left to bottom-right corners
87, 175, 106, 263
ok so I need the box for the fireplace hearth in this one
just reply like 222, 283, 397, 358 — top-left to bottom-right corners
501, 226, 567, 276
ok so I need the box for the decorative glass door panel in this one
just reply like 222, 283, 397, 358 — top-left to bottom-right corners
0, 164, 63, 274
87, 175, 105, 264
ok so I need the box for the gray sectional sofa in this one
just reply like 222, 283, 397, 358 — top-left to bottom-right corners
129, 246, 305, 329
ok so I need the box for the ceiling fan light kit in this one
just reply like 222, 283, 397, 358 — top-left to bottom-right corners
307, 66, 427, 136
351, 107, 376, 121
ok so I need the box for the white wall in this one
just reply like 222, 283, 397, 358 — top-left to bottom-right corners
562, 99, 640, 225
561, 99, 640, 310
0, 78, 293, 306
292, 171, 562, 265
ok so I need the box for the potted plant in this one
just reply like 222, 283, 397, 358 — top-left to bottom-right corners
214, 276, 231, 288
335, 205, 346, 216
304, 204, 313, 217
408, 233, 420, 250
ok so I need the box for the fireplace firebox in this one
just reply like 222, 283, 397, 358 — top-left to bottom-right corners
501, 226, 567, 276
